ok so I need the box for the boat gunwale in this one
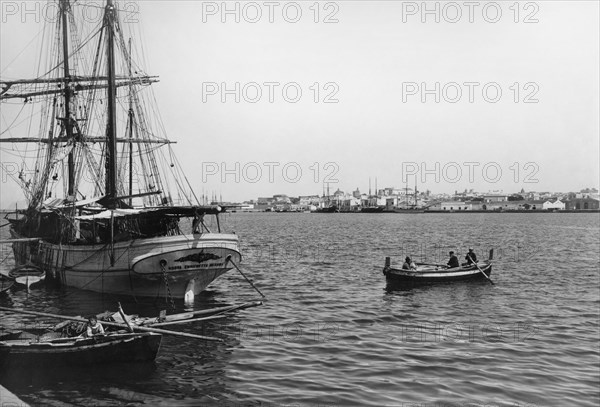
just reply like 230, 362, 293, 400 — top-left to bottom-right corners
10, 230, 240, 252
0, 332, 161, 348
385, 262, 492, 278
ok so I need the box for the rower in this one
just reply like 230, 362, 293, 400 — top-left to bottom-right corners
464, 248, 478, 265
447, 251, 459, 268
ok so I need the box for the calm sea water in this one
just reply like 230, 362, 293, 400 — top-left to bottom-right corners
1, 213, 599, 407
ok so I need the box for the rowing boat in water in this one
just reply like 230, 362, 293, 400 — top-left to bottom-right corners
8, 264, 45, 289
383, 250, 494, 287
0, 332, 162, 369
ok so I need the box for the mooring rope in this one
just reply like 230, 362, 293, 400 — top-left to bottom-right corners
225, 255, 266, 299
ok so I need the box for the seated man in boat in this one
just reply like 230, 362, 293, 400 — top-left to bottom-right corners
402, 256, 417, 270
85, 316, 105, 337
447, 251, 460, 268
464, 248, 478, 265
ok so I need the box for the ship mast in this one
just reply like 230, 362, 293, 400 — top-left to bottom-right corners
414, 176, 418, 207
104, 0, 118, 208
127, 38, 134, 206
60, 0, 75, 197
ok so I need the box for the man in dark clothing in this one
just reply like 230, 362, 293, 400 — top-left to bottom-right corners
465, 248, 477, 265
402, 256, 416, 270
447, 251, 460, 268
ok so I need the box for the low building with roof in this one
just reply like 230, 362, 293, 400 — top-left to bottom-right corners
564, 198, 600, 210
542, 199, 565, 210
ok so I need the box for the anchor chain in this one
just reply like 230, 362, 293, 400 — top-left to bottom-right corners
160, 260, 176, 311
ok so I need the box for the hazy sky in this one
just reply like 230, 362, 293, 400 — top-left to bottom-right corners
1, 0, 599, 206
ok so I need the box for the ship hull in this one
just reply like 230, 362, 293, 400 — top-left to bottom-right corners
10, 231, 241, 298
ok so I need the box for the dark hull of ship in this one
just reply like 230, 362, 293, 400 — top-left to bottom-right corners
316, 206, 339, 213
360, 207, 385, 213
389, 208, 425, 214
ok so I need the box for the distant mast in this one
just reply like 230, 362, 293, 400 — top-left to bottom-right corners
414, 176, 418, 207
105, 0, 118, 208
60, 0, 75, 197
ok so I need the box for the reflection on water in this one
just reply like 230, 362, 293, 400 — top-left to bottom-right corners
1, 213, 600, 406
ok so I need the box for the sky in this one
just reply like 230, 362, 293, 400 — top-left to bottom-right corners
1, 0, 599, 207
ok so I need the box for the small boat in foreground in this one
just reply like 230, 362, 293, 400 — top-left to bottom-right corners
0, 274, 14, 293
383, 250, 494, 286
0, 332, 162, 369
8, 264, 45, 289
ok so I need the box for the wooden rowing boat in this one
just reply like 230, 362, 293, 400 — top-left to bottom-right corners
8, 264, 45, 289
383, 250, 494, 287
0, 332, 162, 369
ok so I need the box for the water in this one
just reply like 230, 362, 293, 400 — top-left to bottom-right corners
1, 213, 599, 406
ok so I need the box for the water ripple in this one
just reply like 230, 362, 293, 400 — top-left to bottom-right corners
1, 213, 599, 406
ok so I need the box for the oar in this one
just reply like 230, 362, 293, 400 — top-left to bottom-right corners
225, 256, 266, 299
0, 306, 223, 342
153, 301, 263, 323
150, 314, 227, 327
468, 254, 494, 285
133, 301, 263, 326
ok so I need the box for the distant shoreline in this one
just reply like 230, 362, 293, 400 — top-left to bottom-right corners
408, 209, 600, 214
2, 209, 598, 215
235, 209, 600, 214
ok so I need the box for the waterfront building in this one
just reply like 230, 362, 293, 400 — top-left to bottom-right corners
483, 194, 508, 203
564, 198, 600, 210
438, 202, 472, 211
542, 199, 565, 211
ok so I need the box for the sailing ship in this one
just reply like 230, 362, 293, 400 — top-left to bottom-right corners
0, 0, 241, 300
315, 182, 339, 213
392, 177, 424, 213
361, 177, 384, 212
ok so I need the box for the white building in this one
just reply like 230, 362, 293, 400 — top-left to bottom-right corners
542, 199, 565, 210
440, 201, 472, 211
